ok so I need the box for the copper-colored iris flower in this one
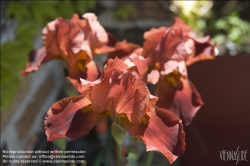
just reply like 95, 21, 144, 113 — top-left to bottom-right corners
142, 17, 213, 125
173, 17, 216, 66
44, 54, 185, 164
20, 13, 112, 81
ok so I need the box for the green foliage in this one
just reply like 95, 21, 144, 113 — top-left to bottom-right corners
6, 2, 30, 21
1, 0, 97, 110
212, 12, 250, 45
75, 0, 97, 14
114, 4, 134, 20
1, 41, 29, 110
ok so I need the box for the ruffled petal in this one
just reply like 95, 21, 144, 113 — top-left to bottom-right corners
90, 70, 113, 113
44, 95, 108, 141
42, 17, 88, 68
91, 56, 151, 122
142, 27, 184, 70
185, 35, 216, 66
121, 107, 185, 164
106, 41, 142, 62
159, 27, 185, 62
128, 53, 151, 83
104, 57, 130, 74
70, 13, 87, 29
172, 17, 192, 38
142, 27, 166, 64
107, 71, 150, 124
83, 13, 108, 50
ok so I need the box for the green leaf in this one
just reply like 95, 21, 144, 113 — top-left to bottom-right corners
6, 1, 29, 21
15, 22, 39, 42
75, 1, 88, 14
227, 16, 243, 27
1, 41, 30, 110
228, 27, 242, 43
55, 1, 75, 19
215, 19, 228, 30
212, 34, 226, 45
28, 1, 59, 25
52, 138, 67, 151
75, 0, 97, 14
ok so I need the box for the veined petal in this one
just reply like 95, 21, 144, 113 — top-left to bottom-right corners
83, 13, 108, 49
44, 95, 108, 141
129, 53, 151, 83
142, 27, 184, 70
104, 57, 130, 74
106, 71, 150, 124
42, 17, 88, 68
142, 27, 166, 63
90, 70, 113, 113
159, 27, 185, 62
121, 107, 185, 164
91, 56, 150, 122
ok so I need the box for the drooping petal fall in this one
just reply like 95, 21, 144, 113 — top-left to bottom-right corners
155, 73, 203, 126
121, 107, 185, 164
20, 47, 59, 75
44, 95, 109, 141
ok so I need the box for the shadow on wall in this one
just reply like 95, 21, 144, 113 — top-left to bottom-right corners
181, 55, 250, 166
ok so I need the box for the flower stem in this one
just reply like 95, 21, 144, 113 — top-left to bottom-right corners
117, 142, 122, 166
127, 152, 137, 166
145, 151, 154, 166
111, 122, 127, 166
